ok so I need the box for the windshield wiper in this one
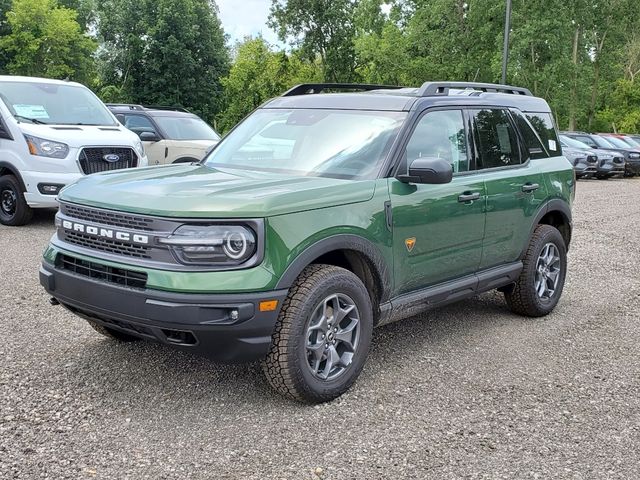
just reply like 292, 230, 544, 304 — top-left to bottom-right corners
14, 115, 48, 125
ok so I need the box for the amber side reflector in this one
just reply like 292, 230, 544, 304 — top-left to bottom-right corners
27, 140, 38, 155
259, 300, 278, 312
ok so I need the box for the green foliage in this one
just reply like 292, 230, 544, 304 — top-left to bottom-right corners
0, 0, 96, 82
96, 0, 229, 123
269, 0, 358, 82
218, 37, 321, 132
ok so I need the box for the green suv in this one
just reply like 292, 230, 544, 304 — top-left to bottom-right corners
40, 82, 574, 403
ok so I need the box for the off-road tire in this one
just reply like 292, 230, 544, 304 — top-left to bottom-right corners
505, 224, 567, 317
262, 264, 373, 403
86, 320, 141, 342
0, 175, 33, 226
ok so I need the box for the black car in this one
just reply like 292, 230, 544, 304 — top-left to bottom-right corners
562, 132, 639, 177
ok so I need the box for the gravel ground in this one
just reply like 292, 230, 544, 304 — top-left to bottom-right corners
1, 178, 639, 479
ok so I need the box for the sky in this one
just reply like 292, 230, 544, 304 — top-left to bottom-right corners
216, 0, 280, 46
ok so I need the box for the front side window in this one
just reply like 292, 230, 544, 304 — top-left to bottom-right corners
204, 109, 407, 180
123, 114, 156, 134
154, 116, 220, 141
0, 81, 116, 126
472, 109, 521, 169
405, 109, 469, 173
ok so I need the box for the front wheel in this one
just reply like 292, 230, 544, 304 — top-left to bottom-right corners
0, 175, 33, 226
505, 225, 567, 317
262, 265, 373, 403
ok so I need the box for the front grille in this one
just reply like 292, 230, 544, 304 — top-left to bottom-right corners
79, 147, 137, 175
64, 231, 151, 259
57, 254, 147, 289
61, 203, 154, 231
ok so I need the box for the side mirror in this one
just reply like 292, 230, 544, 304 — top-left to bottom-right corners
139, 131, 160, 142
0, 118, 12, 140
398, 157, 453, 184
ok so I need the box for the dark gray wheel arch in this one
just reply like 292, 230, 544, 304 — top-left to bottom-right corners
0, 162, 26, 192
275, 234, 392, 303
172, 157, 200, 164
522, 199, 572, 258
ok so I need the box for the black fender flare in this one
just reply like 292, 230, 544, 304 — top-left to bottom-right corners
0, 161, 26, 192
172, 157, 200, 164
521, 199, 573, 257
275, 234, 392, 303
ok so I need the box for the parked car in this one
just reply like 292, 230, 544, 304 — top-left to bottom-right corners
0, 76, 147, 226
557, 135, 598, 178
562, 132, 639, 177
108, 104, 220, 165
599, 133, 640, 149
558, 135, 623, 179
41, 81, 574, 403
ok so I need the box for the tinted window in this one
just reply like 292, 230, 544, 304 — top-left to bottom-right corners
472, 109, 521, 169
405, 110, 469, 173
123, 114, 156, 134
574, 135, 596, 147
512, 110, 547, 159
526, 112, 560, 155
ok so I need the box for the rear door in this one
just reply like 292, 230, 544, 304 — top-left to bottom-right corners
389, 108, 486, 296
471, 108, 547, 269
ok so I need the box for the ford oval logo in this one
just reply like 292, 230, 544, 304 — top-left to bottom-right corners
103, 154, 120, 163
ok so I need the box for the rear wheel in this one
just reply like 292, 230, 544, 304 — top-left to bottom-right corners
262, 265, 373, 403
86, 320, 141, 342
505, 225, 567, 317
0, 175, 33, 226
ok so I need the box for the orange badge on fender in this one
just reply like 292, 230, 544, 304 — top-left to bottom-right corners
405, 237, 416, 252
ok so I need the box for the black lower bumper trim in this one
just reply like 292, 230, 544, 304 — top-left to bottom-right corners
40, 262, 288, 363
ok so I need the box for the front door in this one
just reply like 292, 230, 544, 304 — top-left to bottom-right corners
389, 108, 486, 296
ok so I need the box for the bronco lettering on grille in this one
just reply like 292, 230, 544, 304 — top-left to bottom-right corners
61, 220, 149, 244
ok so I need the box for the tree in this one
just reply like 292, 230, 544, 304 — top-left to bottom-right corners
219, 37, 321, 131
269, 0, 359, 82
96, 0, 229, 122
0, 0, 96, 82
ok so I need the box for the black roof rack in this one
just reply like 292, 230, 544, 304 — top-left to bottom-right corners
418, 82, 532, 97
106, 103, 145, 111
283, 83, 403, 97
106, 103, 191, 113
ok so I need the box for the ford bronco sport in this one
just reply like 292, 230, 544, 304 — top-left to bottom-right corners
40, 82, 574, 403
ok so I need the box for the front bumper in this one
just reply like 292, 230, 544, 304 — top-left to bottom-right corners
625, 159, 640, 175
597, 160, 625, 177
40, 261, 287, 363
22, 170, 82, 208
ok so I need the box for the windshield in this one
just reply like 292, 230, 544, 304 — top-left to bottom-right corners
155, 116, 220, 141
0, 81, 116, 126
593, 135, 615, 148
560, 135, 591, 150
204, 109, 407, 180
604, 136, 635, 149
622, 136, 640, 147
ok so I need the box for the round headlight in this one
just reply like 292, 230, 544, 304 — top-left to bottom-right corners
224, 231, 248, 259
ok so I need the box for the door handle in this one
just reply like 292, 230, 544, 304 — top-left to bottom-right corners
458, 192, 481, 203
522, 183, 540, 193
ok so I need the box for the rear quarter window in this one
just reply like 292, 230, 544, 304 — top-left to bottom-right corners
526, 112, 560, 155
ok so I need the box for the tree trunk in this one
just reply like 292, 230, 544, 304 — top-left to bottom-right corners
588, 32, 606, 130
569, 27, 580, 132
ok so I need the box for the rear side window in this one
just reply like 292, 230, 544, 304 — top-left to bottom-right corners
574, 135, 596, 147
511, 110, 547, 159
471, 109, 521, 169
526, 112, 560, 155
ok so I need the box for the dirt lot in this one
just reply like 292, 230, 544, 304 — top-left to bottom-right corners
1, 179, 639, 479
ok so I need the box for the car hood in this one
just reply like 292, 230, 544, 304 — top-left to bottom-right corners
563, 147, 591, 158
19, 122, 139, 147
58, 165, 377, 218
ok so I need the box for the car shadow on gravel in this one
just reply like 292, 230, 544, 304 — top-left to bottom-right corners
57, 289, 538, 409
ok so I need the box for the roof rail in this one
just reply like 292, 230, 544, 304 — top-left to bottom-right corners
418, 82, 532, 97
282, 83, 403, 97
106, 103, 146, 110
143, 105, 191, 113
